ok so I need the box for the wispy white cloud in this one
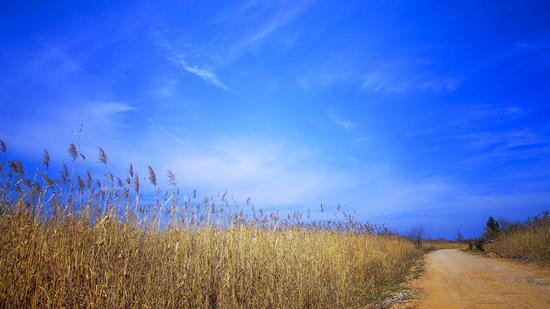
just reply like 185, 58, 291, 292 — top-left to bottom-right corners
151, 78, 178, 98
150, 1, 312, 91
89, 102, 134, 123
352, 136, 370, 145
327, 110, 354, 129
449, 105, 527, 129
460, 129, 550, 164
213, 0, 313, 62
361, 70, 462, 94
297, 71, 355, 91
153, 35, 233, 92
145, 117, 187, 147
167, 53, 232, 92
479, 37, 550, 70
169, 55, 232, 91
158, 139, 349, 206
363, 177, 455, 216
399, 104, 550, 165
440, 105, 549, 164
1, 42, 83, 90
297, 62, 462, 94
236, 1, 313, 48
461, 130, 542, 150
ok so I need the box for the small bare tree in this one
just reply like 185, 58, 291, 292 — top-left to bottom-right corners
410, 225, 424, 249
456, 230, 464, 242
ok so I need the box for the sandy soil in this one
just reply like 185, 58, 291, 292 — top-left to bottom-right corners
396, 249, 550, 308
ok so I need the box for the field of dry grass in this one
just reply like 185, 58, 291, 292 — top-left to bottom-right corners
485, 212, 550, 264
0, 140, 423, 308
423, 240, 466, 251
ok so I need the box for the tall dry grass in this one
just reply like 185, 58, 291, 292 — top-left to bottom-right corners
485, 211, 550, 263
0, 140, 422, 308
423, 240, 466, 251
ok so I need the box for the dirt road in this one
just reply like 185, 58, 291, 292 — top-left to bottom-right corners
402, 249, 550, 308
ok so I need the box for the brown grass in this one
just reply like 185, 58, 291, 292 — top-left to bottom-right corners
485, 212, 550, 263
423, 240, 466, 251
0, 140, 423, 308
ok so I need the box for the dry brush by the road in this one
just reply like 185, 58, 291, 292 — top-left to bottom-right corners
485, 211, 550, 263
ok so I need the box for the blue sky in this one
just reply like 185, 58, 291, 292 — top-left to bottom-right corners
1, 1, 550, 238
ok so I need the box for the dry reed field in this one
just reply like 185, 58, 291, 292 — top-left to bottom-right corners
0, 140, 423, 308
423, 240, 466, 251
485, 212, 550, 264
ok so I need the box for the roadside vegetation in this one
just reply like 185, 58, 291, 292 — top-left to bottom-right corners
0, 139, 424, 308
483, 212, 550, 264
408, 225, 466, 251
423, 240, 465, 251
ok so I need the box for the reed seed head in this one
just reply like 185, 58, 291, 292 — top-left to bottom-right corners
129, 163, 134, 178
148, 166, 157, 186
43, 150, 50, 169
61, 163, 69, 182
98, 147, 108, 165
86, 170, 93, 188
134, 172, 140, 193
68, 144, 78, 160
166, 170, 176, 186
